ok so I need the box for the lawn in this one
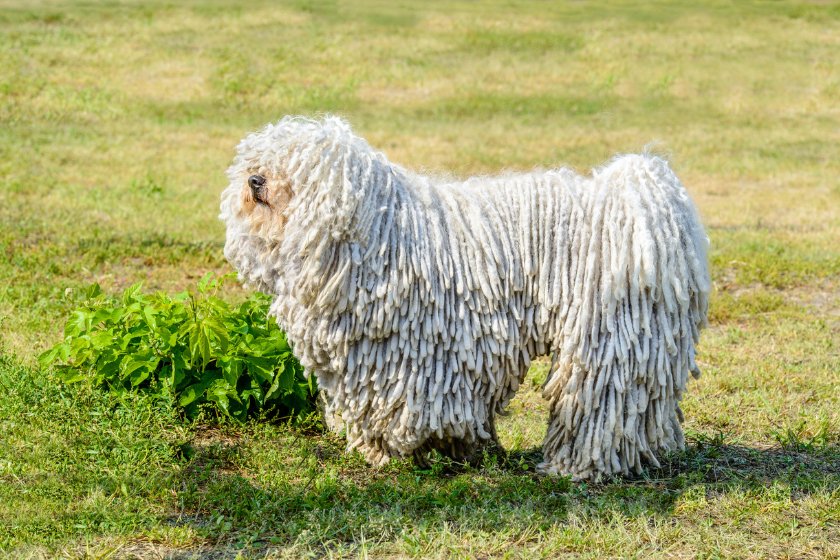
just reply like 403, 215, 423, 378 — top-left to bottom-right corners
1, 0, 839, 558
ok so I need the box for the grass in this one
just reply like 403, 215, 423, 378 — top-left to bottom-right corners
1, 0, 839, 557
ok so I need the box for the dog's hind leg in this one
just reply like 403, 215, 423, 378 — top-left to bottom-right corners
538, 354, 606, 481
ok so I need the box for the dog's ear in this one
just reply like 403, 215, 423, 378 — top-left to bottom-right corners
280, 119, 397, 250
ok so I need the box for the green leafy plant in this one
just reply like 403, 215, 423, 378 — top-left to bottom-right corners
38, 274, 316, 422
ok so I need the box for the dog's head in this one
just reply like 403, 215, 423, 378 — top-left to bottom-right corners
220, 122, 303, 244
220, 116, 394, 294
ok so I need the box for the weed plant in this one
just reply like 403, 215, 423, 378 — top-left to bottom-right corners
38, 274, 316, 422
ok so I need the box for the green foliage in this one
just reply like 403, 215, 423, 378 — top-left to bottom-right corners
38, 274, 316, 422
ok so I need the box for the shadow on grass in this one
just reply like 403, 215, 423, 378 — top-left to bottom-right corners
165, 426, 840, 551
650, 433, 840, 488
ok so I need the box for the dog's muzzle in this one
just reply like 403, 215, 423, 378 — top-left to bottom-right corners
249, 175, 266, 203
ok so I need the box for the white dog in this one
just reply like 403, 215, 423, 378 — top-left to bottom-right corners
220, 117, 709, 481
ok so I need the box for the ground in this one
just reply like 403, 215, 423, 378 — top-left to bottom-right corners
1, 0, 839, 558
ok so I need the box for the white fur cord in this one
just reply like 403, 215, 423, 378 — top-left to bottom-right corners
220, 117, 710, 481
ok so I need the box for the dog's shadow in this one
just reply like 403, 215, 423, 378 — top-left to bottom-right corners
509, 435, 840, 482
415, 433, 840, 485
166, 428, 838, 556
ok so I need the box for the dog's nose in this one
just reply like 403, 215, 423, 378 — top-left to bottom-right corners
248, 175, 265, 192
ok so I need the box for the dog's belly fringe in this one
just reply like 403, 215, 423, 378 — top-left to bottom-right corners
226, 126, 709, 480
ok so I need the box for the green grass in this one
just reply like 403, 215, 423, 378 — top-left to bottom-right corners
1, 0, 839, 557
2, 350, 838, 559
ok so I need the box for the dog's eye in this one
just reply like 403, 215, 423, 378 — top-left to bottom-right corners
248, 175, 266, 190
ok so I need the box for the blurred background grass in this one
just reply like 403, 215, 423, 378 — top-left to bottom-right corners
1, 0, 839, 355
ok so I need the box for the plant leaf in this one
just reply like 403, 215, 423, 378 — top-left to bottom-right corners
204, 318, 229, 353
38, 346, 60, 368
178, 370, 217, 407
142, 305, 157, 329
85, 282, 102, 301
122, 282, 144, 305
